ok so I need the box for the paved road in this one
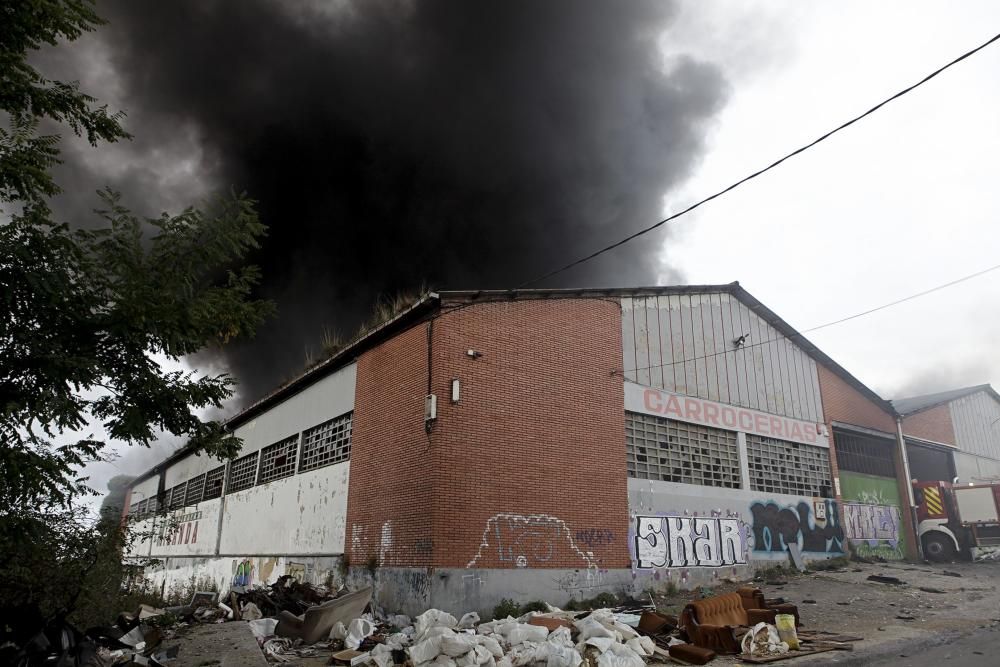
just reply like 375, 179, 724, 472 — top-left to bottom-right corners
891, 626, 1000, 666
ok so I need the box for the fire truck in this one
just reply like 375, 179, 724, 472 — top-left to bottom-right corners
913, 480, 1000, 561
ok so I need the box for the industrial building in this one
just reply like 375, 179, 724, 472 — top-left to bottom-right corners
124, 284, 923, 615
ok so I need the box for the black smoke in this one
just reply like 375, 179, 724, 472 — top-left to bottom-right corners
45, 0, 730, 404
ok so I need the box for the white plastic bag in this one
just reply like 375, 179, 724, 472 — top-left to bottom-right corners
740, 622, 789, 657
458, 612, 481, 629
595, 643, 644, 667
546, 626, 574, 648
415, 610, 459, 640
507, 623, 548, 645
247, 618, 278, 640
475, 635, 504, 659
346, 618, 378, 650
331, 621, 348, 640
409, 636, 444, 665
624, 637, 654, 657
432, 656, 457, 667
240, 602, 263, 621
441, 633, 478, 657
547, 644, 582, 667
583, 637, 614, 654
574, 617, 615, 642
390, 614, 413, 629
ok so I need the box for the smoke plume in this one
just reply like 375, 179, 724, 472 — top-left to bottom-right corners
44, 0, 730, 404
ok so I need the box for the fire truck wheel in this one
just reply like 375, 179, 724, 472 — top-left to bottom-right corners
923, 532, 956, 562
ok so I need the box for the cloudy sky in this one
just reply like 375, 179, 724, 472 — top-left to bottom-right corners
48, 1, 1000, 497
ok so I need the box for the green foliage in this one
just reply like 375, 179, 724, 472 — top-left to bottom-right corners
564, 591, 619, 611
520, 600, 548, 614
492, 598, 521, 620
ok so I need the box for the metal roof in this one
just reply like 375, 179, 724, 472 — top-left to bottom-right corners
129, 282, 898, 487
892, 384, 1000, 416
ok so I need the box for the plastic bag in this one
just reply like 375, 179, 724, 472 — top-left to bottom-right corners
547, 644, 582, 667
740, 622, 789, 657
458, 612, 481, 629
241, 602, 263, 621
441, 633, 478, 657
595, 643, 644, 667
346, 618, 377, 650
775, 614, 799, 650
415, 610, 459, 640
508, 623, 548, 645
248, 618, 278, 640
574, 617, 616, 642
390, 614, 413, 629
409, 636, 444, 665
475, 635, 504, 658
624, 636, 655, 657
546, 626, 574, 648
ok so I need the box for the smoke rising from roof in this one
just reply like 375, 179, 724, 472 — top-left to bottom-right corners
46, 0, 731, 404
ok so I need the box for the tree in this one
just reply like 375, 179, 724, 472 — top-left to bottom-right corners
0, 0, 274, 631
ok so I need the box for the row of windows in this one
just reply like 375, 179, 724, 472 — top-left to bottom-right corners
128, 412, 352, 519
626, 411, 833, 497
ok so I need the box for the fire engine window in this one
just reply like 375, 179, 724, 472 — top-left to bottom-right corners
626, 412, 741, 488
747, 434, 831, 497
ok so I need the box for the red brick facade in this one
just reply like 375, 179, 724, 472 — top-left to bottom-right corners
901, 404, 956, 445
346, 297, 630, 570
817, 364, 896, 433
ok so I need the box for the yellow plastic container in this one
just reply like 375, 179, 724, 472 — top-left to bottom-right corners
775, 614, 800, 650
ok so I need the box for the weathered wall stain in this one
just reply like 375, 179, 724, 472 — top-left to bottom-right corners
632, 513, 748, 569
466, 514, 597, 569
750, 499, 844, 554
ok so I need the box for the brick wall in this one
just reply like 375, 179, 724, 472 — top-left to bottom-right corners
430, 298, 629, 570
346, 323, 436, 568
347, 297, 630, 571
901, 404, 956, 445
817, 364, 896, 433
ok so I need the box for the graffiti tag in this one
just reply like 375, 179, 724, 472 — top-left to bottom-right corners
750, 500, 844, 554
843, 503, 900, 543
575, 528, 615, 548
466, 514, 598, 569
233, 559, 254, 587
633, 515, 747, 569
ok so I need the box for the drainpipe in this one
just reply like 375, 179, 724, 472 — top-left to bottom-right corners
895, 416, 923, 560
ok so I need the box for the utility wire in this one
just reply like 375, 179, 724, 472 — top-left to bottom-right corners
619, 261, 1000, 377
518, 30, 1000, 288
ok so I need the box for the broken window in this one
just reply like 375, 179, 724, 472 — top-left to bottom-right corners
747, 434, 831, 497
203, 465, 226, 500
626, 412, 741, 488
169, 481, 187, 511
833, 429, 896, 478
259, 435, 299, 483
184, 473, 206, 505
227, 452, 259, 493
300, 411, 353, 472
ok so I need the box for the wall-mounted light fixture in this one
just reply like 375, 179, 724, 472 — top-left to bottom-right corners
466, 349, 482, 359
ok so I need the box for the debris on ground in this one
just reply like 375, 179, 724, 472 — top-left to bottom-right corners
867, 575, 906, 585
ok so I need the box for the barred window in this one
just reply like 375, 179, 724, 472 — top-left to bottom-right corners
227, 452, 259, 493
747, 435, 832, 496
185, 474, 206, 505
203, 465, 226, 500
834, 429, 896, 478
169, 481, 187, 510
128, 501, 139, 518
259, 436, 299, 484
626, 412, 741, 488
135, 499, 148, 519
156, 490, 169, 514
300, 412, 353, 472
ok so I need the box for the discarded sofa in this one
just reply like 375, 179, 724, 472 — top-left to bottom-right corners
679, 588, 799, 654
275, 586, 373, 644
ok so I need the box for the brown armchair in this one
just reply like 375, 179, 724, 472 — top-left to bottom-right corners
679, 588, 799, 654
274, 586, 373, 644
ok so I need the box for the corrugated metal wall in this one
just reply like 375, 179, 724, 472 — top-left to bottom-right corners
621, 293, 823, 422
949, 391, 1000, 461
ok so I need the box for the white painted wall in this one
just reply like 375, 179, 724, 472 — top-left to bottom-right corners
220, 462, 350, 555
231, 363, 356, 455
621, 293, 824, 423
950, 390, 1000, 461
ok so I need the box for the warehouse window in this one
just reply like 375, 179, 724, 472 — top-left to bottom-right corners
259, 436, 299, 484
169, 482, 187, 510
134, 499, 147, 519
184, 473, 206, 505
156, 490, 169, 515
203, 465, 226, 500
300, 412, 353, 472
748, 435, 832, 496
227, 452, 259, 493
834, 429, 896, 478
626, 412, 741, 488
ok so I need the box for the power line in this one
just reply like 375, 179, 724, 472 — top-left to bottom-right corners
619, 261, 1000, 377
518, 30, 1000, 288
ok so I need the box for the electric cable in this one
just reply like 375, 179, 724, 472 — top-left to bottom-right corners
517, 30, 1000, 288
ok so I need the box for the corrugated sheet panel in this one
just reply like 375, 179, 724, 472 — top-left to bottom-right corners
949, 391, 1000, 460
622, 293, 823, 422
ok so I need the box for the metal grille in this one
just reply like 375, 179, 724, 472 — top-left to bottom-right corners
184, 474, 206, 505
203, 465, 225, 500
747, 435, 832, 496
227, 452, 258, 493
128, 501, 139, 518
300, 412, 353, 472
625, 412, 741, 488
169, 482, 187, 510
135, 499, 148, 519
259, 436, 299, 484
156, 491, 169, 514
834, 429, 896, 478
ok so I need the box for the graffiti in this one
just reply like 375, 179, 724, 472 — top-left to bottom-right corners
233, 559, 254, 587
633, 515, 747, 569
575, 528, 615, 548
750, 499, 844, 554
843, 503, 900, 543
287, 562, 306, 583
853, 543, 903, 560
466, 514, 598, 569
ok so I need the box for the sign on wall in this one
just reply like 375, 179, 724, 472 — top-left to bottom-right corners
625, 382, 829, 448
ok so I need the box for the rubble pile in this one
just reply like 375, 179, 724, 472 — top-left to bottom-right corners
236, 574, 342, 617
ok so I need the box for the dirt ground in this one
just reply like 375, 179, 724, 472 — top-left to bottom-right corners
164, 559, 1000, 666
